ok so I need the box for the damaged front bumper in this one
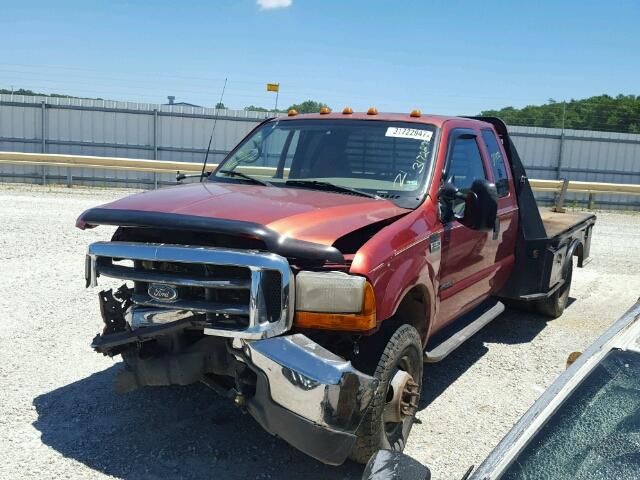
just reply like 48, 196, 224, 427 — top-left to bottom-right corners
86, 239, 377, 464
242, 334, 377, 465
94, 319, 377, 465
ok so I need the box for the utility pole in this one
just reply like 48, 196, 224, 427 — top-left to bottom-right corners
557, 101, 566, 179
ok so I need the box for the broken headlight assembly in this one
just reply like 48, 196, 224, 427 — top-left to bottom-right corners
293, 271, 376, 332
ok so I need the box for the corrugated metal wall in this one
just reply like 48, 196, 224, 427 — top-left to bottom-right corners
509, 126, 640, 208
0, 94, 269, 188
1, 95, 638, 208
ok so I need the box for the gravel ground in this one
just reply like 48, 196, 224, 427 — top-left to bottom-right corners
1, 184, 639, 480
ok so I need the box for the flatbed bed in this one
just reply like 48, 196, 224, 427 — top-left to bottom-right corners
540, 209, 596, 239
475, 117, 597, 305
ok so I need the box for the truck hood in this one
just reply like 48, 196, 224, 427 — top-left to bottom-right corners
80, 182, 409, 246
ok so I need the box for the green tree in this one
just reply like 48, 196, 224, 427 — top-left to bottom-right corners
0, 87, 103, 100
244, 105, 287, 113
480, 94, 640, 133
287, 100, 329, 114
215, 102, 226, 109
244, 105, 270, 112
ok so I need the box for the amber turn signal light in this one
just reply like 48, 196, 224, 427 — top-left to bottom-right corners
342, 106, 353, 114
288, 109, 298, 116
367, 107, 378, 115
410, 109, 421, 117
294, 282, 377, 332
319, 106, 331, 114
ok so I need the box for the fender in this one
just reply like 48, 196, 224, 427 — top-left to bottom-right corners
350, 199, 440, 340
567, 238, 584, 271
381, 256, 437, 323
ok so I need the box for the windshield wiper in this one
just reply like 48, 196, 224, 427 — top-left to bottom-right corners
285, 180, 379, 199
217, 170, 272, 186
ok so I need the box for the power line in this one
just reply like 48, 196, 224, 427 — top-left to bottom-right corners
7, 64, 631, 106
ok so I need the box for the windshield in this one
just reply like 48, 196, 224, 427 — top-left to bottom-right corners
500, 349, 640, 480
211, 119, 438, 208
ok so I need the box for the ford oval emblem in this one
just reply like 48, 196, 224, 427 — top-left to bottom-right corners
148, 283, 179, 302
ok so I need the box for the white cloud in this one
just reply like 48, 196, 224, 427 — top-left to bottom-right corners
257, 0, 292, 10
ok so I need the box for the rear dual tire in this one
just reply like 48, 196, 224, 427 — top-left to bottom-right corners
535, 260, 573, 319
503, 259, 573, 319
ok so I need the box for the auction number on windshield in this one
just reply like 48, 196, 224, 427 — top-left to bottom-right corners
385, 127, 433, 142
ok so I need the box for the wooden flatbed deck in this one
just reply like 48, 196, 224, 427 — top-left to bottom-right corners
539, 209, 596, 238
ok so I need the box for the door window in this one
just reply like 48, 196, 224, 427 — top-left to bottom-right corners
481, 129, 510, 197
446, 135, 487, 213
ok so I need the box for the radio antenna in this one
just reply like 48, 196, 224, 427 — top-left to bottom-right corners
200, 77, 228, 181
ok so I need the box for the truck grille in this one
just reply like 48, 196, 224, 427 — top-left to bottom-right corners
87, 242, 293, 339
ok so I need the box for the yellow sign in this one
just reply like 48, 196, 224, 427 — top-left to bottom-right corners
267, 83, 279, 92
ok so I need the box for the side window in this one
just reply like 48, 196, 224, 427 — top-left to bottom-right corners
481, 129, 510, 197
446, 135, 487, 214
447, 136, 487, 190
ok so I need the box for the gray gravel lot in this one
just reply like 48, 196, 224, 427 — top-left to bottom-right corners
1, 184, 639, 480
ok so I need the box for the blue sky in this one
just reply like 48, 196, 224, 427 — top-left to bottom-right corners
1, 0, 638, 114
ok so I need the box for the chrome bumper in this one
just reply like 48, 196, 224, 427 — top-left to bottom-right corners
86, 241, 294, 340
242, 334, 378, 464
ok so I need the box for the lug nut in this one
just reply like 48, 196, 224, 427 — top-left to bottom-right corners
234, 394, 246, 407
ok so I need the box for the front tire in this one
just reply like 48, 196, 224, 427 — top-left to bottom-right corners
349, 324, 423, 464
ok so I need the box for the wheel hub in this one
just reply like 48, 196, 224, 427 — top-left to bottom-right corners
383, 370, 420, 424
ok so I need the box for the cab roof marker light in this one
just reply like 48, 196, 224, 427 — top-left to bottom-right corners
410, 109, 422, 118
367, 107, 378, 115
288, 109, 298, 116
342, 107, 353, 114
319, 107, 331, 114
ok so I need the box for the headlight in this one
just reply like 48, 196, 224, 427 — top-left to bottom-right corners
295, 271, 366, 313
294, 271, 376, 331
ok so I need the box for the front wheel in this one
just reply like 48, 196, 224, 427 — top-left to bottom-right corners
349, 324, 423, 464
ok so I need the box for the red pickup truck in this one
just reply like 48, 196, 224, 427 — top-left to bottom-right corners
77, 112, 595, 465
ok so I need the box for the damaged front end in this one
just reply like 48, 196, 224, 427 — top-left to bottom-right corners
86, 241, 377, 465
242, 335, 377, 464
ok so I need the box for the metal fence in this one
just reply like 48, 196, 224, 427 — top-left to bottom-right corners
508, 125, 640, 208
1, 94, 639, 208
0, 94, 269, 188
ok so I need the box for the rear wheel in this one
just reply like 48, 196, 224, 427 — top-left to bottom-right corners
349, 324, 423, 464
536, 259, 573, 318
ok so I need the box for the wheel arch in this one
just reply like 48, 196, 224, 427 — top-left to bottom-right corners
385, 284, 434, 346
568, 239, 584, 269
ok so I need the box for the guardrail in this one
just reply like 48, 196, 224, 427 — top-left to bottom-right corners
528, 178, 640, 211
0, 151, 204, 174
528, 178, 640, 195
1, 152, 639, 208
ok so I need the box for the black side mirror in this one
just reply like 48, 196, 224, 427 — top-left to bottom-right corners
362, 450, 431, 480
438, 179, 497, 231
459, 179, 498, 231
438, 181, 465, 224
439, 181, 466, 203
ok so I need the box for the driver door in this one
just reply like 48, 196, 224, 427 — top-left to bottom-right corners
436, 129, 497, 327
